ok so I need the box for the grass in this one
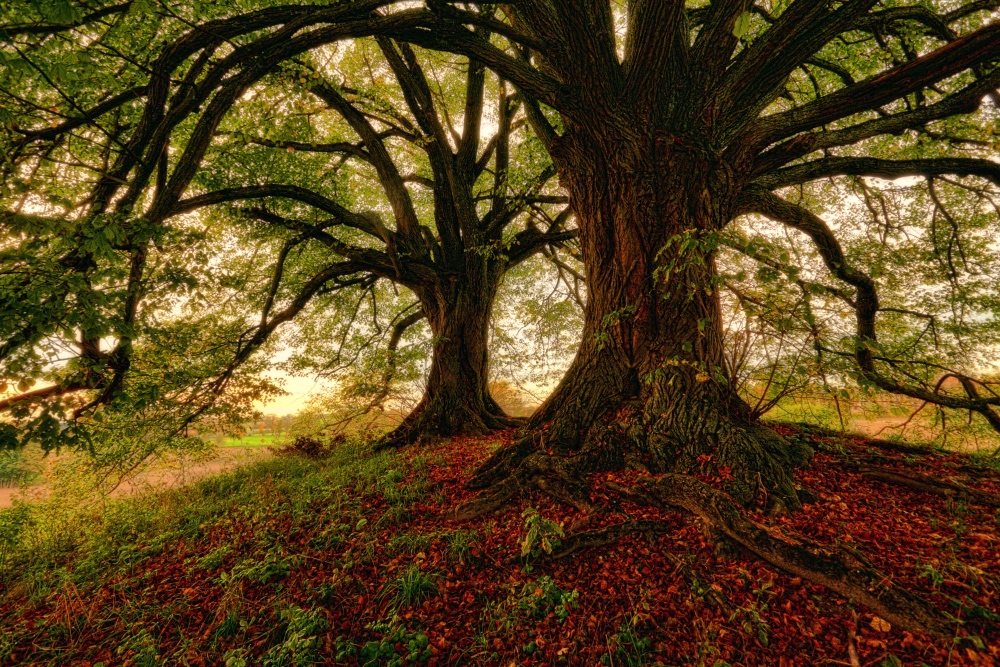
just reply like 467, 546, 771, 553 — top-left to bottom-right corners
0, 434, 472, 665
3, 419, 998, 665
384, 564, 439, 609
762, 393, 1000, 453
443, 529, 478, 563
0, 439, 414, 664
222, 434, 287, 448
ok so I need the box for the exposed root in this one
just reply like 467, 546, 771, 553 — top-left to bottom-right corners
604, 480, 665, 509
456, 449, 591, 520
644, 473, 951, 637
376, 397, 521, 451
857, 465, 1000, 508
466, 433, 539, 490
796, 422, 1000, 481
460, 409, 817, 518
457, 430, 952, 637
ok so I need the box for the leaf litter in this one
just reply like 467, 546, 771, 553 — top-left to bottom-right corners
0, 425, 997, 666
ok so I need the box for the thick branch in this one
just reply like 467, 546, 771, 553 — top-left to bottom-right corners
750, 21, 1000, 146
758, 157, 1000, 189
3, 2, 132, 37
0, 381, 89, 412
752, 68, 1000, 174
171, 184, 383, 239
717, 0, 879, 141
311, 81, 424, 245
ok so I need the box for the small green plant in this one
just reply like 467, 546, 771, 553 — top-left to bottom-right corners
443, 529, 478, 563
385, 564, 439, 608
376, 504, 411, 528
115, 627, 159, 667
729, 569, 774, 646
214, 611, 242, 639
223, 550, 294, 585
337, 617, 432, 667
312, 577, 344, 603
195, 544, 233, 571
262, 606, 328, 667
480, 592, 518, 636
388, 531, 432, 555
223, 648, 249, 667
520, 507, 564, 563
517, 576, 580, 622
916, 560, 945, 589
309, 522, 349, 550
600, 618, 654, 667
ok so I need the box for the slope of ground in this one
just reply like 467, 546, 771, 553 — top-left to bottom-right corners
0, 426, 997, 666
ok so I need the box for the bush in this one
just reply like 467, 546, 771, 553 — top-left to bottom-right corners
276, 435, 344, 459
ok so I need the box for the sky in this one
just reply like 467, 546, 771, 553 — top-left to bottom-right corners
257, 372, 332, 416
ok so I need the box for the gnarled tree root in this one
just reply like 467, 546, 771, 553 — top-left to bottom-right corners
459, 457, 951, 636
375, 399, 523, 451
456, 449, 593, 520
856, 465, 1000, 508
644, 473, 951, 637
666, 553, 737, 616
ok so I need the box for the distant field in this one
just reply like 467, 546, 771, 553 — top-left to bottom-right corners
222, 434, 286, 448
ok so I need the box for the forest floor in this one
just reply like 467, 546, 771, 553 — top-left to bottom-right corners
0, 425, 998, 666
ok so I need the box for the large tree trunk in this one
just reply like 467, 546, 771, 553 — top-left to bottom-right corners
383, 261, 516, 446
468, 125, 811, 509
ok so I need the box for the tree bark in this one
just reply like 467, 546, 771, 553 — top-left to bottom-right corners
469, 123, 812, 509
382, 258, 516, 445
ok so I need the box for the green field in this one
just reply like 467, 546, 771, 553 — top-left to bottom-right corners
222, 434, 287, 448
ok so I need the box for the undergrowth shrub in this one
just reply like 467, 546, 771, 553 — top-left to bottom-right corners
276, 435, 344, 459
384, 564, 439, 608
519, 507, 564, 565
261, 606, 328, 667
517, 575, 580, 622
336, 617, 432, 667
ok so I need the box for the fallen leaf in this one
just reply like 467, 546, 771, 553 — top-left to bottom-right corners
869, 616, 891, 633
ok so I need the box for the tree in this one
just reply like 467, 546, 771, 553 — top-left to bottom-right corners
381, 1, 1000, 515
0, 3, 572, 449
407, 2, 1000, 633
173, 36, 574, 444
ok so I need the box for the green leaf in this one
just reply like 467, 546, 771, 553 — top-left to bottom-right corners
51, 0, 81, 24
7, 58, 33, 78
130, 0, 155, 15
733, 12, 753, 39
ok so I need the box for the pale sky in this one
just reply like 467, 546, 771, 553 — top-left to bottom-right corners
258, 372, 333, 416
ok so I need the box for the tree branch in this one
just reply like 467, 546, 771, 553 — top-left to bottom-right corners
310, 80, 424, 246
758, 157, 1000, 190
2, 2, 132, 37
741, 186, 1000, 430
749, 21, 1000, 147
171, 184, 383, 239
751, 68, 1000, 174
